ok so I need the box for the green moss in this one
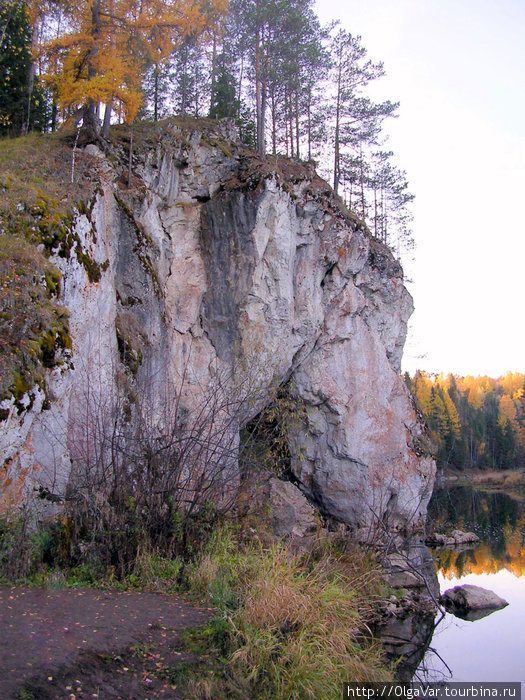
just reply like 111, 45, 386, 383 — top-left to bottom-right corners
136, 251, 163, 298
76, 247, 101, 283
12, 372, 32, 401
39, 317, 71, 368
0, 235, 72, 404
115, 311, 146, 376
75, 191, 100, 219
202, 135, 234, 158
0, 174, 13, 190
116, 331, 143, 376
44, 268, 61, 296
0, 132, 106, 404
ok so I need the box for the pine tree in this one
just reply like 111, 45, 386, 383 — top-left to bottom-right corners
329, 29, 397, 196
408, 372, 525, 471
210, 51, 239, 118
0, 0, 48, 136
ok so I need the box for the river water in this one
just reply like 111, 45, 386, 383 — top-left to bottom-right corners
416, 483, 525, 682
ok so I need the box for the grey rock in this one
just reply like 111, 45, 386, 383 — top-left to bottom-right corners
440, 584, 508, 619
266, 477, 318, 539
426, 530, 480, 548
84, 144, 104, 157
450, 529, 480, 544
0, 122, 435, 537
383, 544, 437, 592
386, 570, 423, 588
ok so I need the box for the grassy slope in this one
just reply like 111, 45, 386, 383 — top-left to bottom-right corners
0, 514, 393, 698
183, 526, 392, 698
0, 132, 100, 404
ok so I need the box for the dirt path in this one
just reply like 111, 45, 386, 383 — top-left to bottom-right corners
0, 586, 214, 699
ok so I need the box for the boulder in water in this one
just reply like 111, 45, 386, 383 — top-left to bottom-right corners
426, 530, 479, 548
440, 583, 508, 620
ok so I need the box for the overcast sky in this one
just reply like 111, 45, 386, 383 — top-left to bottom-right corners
315, 0, 525, 377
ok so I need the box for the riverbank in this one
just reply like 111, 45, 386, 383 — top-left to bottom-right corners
440, 468, 525, 495
0, 586, 213, 699
0, 519, 394, 698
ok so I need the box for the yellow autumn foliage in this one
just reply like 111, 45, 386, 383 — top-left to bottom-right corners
33, 0, 228, 126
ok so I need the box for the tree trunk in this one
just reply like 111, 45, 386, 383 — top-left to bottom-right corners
255, 14, 266, 158
24, 18, 39, 133
102, 101, 112, 138
295, 89, 300, 160
154, 68, 159, 121
210, 33, 217, 116
81, 0, 102, 142
181, 49, 188, 115
374, 187, 377, 237
360, 156, 366, 221
287, 88, 294, 158
127, 128, 133, 187
194, 61, 199, 118
82, 101, 99, 141
237, 54, 244, 106
333, 60, 342, 194
284, 92, 289, 157
307, 87, 311, 161
51, 100, 57, 131
261, 70, 267, 156
270, 87, 277, 155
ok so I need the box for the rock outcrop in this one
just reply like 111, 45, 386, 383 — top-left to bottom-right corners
426, 530, 480, 548
440, 584, 509, 621
0, 120, 435, 535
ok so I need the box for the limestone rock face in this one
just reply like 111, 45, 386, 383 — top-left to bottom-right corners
265, 477, 319, 540
0, 120, 434, 535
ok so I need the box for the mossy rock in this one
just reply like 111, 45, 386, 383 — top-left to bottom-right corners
0, 235, 71, 405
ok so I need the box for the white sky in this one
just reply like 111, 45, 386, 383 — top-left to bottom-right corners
314, 0, 525, 377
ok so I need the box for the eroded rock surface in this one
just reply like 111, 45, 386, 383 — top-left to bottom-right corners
265, 477, 319, 540
0, 120, 435, 535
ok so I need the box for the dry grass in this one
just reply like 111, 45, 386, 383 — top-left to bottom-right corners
186, 526, 392, 699
466, 469, 525, 489
0, 131, 97, 214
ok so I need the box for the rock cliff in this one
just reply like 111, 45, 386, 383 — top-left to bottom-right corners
0, 119, 434, 535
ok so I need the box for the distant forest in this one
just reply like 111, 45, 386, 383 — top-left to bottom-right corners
405, 372, 525, 471
0, 0, 414, 255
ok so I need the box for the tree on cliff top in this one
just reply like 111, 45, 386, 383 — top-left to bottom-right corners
35, 0, 227, 141
0, 0, 49, 135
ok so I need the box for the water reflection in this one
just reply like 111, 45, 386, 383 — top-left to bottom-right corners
429, 485, 525, 577
426, 570, 525, 682
381, 609, 438, 681
415, 484, 525, 682
375, 538, 440, 681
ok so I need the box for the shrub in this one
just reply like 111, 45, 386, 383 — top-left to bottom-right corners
0, 510, 69, 581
